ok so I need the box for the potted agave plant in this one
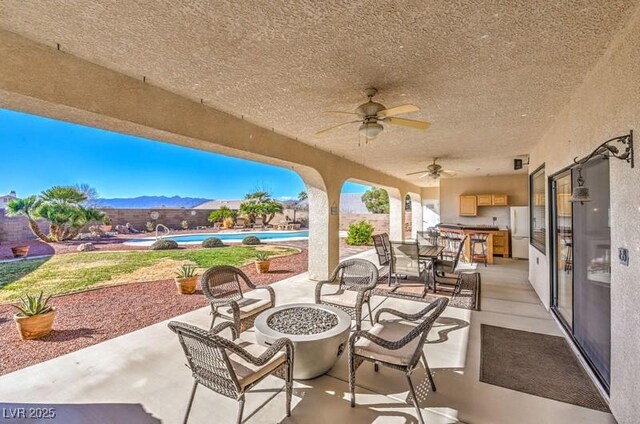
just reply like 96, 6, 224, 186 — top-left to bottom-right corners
175, 264, 198, 294
100, 215, 113, 232
13, 291, 56, 340
255, 251, 271, 274
11, 245, 30, 258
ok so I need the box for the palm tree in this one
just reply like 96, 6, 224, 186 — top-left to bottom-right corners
6, 186, 104, 242
6, 195, 49, 242
292, 191, 308, 224
240, 191, 283, 224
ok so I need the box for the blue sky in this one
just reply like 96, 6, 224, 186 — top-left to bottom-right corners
0, 109, 369, 200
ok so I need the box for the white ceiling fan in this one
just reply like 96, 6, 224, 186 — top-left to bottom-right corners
315, 88, 431, 141
406, 158, 457, 180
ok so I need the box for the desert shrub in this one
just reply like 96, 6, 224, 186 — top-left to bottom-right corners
202, 237, 225, 248
180, 220, 189, 230
346, 220, 374, 246
149, 239, 179, 250
223, 217, 235, 229
242, 235, 261, 245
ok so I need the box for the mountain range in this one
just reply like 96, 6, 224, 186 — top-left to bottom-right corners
94, 196, 210, 209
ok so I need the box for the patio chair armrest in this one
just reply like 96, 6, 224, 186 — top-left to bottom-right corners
315, 278, 339, 303
209, 321, 238, 339
349, 328, 418, 351
210, 299, 241, 321
222, 336, 294, 366
253, 285, 275, 304
375, 301, 441, 324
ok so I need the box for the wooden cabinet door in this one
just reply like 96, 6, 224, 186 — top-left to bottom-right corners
459, 195, 477, 216
492, 194, 508, 205
477, 194, 493, 206
491, 231, 510, 256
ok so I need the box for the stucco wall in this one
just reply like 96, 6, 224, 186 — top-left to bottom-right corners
528, 4, 640, 422
439, 174, 528, 227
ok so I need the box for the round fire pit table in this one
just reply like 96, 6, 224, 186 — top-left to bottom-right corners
254, 303, 351, 380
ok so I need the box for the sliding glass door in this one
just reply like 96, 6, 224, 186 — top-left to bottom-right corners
551, 157, 611, 390
551, 171, 573, 328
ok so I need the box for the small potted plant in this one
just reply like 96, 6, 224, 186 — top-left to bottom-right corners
255, 251, 271, 274
181, 220, 189, 230
175, 264, 198, 294
11, 245, 30, 258
101, 215, 113, 232
13, 291, 56, 340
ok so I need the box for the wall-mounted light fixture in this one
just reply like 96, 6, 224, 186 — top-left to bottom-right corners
569, 130, 634, 204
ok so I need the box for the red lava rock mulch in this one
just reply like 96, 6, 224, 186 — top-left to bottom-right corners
0, 248, 308, 376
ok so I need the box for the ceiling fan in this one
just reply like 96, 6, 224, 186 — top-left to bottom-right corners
406, 158, 457, 180
315, 88, 431, 141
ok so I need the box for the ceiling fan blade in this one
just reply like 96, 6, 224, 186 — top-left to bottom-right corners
441, 171, 456, 177
406, 170, 429, 176
323, 110, 363, 116
378, 104, 420, 118
419, 173, 432, 179
315, 120, 360, 135
386, 117, 431, 130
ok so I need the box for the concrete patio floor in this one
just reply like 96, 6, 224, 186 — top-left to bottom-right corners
0, 250, 615, 424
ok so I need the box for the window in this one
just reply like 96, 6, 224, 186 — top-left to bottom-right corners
530, 164, 546, 253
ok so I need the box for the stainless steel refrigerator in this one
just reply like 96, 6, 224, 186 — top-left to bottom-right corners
510, 206, 530, 259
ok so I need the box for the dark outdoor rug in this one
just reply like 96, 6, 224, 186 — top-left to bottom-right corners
369, 271, 481, 311
480, 324, 609, 412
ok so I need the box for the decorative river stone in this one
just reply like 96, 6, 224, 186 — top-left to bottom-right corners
267, 306, 338, 335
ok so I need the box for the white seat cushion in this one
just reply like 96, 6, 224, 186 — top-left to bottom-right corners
219, 296, 272, 319
354, 321, 420, 366
322, 290, 359, 307
229, 340, 286, 389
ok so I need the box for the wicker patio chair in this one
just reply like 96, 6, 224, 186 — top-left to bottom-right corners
201, 265, 275, 333
168, 320, 293, 424
388, 241, 431, 296
315, 258, 379, 331
432, 235, 468, 292
348, 297, 449, 424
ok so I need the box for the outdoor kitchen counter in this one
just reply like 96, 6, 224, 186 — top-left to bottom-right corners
437, 224, 504, 264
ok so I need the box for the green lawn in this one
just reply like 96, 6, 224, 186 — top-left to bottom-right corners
0, 246, 296, 303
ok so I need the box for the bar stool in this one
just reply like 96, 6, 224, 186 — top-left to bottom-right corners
470, 233, 489, 267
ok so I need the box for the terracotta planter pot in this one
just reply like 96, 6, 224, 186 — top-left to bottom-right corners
175, 276, 198, 294
100, 225, 113, 232
14, 308, 56, 340
11, 246, 30, 258
255, 260, 271, 274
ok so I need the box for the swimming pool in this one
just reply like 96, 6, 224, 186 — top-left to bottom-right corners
123, 230, 309, 246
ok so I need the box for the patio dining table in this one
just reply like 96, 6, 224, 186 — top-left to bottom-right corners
418, 245, 444, 260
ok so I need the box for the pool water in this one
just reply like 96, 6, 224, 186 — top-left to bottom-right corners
124, 230, 309, 246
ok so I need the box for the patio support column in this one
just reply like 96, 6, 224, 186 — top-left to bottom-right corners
408, 193, 423, 239
388, 188, 404, 241
303, 170, 340, 280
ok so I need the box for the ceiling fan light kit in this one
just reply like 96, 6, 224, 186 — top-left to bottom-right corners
359, 121, 383, 139
316, 87, 430, 142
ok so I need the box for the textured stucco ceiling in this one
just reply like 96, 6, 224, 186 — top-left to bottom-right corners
0, 0, 637, 186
